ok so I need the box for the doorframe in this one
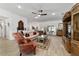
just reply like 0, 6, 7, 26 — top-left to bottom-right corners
0, 16, 8, 39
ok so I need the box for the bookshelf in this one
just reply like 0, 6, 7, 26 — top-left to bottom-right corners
63, 11, 71, 53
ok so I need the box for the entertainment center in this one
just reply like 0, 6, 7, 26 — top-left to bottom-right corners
63, 3, 79, 55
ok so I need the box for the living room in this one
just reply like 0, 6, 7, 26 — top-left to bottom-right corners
0, 2, 79, 57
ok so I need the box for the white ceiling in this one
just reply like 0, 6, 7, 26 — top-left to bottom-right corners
0, 3, 74, 22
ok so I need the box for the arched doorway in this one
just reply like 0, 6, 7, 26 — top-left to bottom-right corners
17, 20, 24, 32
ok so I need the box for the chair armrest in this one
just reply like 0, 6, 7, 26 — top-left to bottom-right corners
19, 43, 32, 47
19, 42, 36, 48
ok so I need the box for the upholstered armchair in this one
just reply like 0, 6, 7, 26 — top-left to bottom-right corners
13, 33, 36, 56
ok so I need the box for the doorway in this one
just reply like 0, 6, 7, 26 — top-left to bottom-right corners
0, 20, 7, 39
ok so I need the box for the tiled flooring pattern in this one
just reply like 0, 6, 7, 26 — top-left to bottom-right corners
0, 36, 70, 56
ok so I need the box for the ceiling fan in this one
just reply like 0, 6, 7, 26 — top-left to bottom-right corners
32, 9, 47, 16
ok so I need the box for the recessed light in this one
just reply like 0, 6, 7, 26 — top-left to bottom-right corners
17, 5, 21, 9
52, 13, 56, 15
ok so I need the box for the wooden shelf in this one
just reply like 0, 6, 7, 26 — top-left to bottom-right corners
63, 3, 79, 55
71, 3, 79, 55
63, 11, 71, 53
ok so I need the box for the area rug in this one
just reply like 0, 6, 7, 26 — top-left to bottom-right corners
37, 38, 51, 50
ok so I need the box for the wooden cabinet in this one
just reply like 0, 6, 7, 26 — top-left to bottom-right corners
63, 3, 79, 55
57, 30, 63, 36
63, 11, 71, 53
71, 40, 79, 55
72, 13, 79, 41
63, 36, 71, 53
71, 3, 79, 55
57, 23, 63, 36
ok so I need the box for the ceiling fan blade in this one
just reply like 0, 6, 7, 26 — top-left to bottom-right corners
40, 13, 47, 16
32, 12, 37, 14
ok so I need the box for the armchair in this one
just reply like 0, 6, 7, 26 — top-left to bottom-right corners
13, 33, 36, 56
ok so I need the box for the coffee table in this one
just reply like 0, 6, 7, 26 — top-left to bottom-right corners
37, 35, 47, 43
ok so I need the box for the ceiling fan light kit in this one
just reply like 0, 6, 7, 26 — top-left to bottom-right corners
32, 9, 48, 16
32, 9, 57, 19
38, 15, 41, 17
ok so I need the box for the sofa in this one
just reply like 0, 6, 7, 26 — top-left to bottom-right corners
13, 32, 36, 55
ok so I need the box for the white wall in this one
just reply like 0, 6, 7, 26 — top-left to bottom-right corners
0, 8, 63, 39
0, 8, 28, 40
